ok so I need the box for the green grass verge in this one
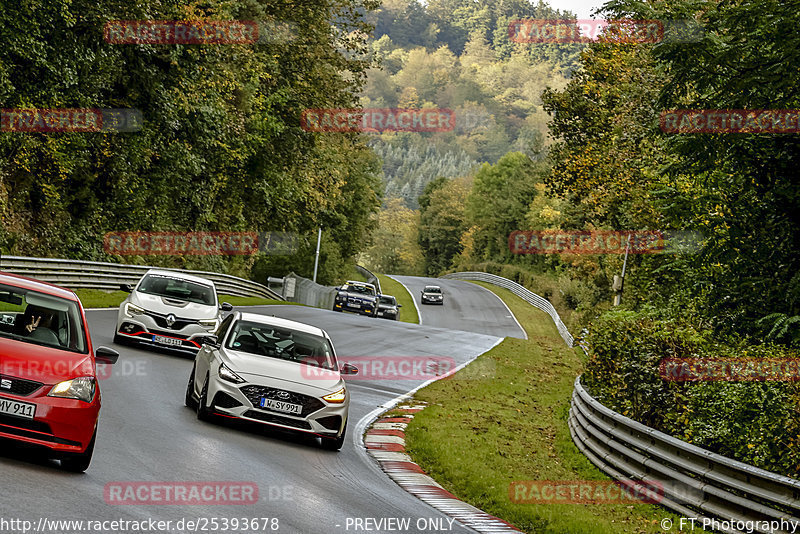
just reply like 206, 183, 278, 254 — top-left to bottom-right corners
74, 289, 292, 309
376, 274, 419, 324
402, 281, 679, 533
73, 290, 132, 308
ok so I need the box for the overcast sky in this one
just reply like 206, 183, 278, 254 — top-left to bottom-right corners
548, 0, 608, 19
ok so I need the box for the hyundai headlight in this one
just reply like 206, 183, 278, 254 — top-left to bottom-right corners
219, 363, 245, 384
322, 387, 346, 403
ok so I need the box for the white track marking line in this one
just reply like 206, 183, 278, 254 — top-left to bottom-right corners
354, 336, 503, 533
462, 281, 528, 340
387, 275, 422, 326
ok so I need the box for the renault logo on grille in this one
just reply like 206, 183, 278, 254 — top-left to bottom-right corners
276, 391, 291, 401
165, 314, 177, 328
1, 379, 11, 389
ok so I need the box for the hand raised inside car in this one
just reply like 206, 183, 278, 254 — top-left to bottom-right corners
25, 315, 41, 333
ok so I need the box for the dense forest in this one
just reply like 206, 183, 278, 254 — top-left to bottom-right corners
363, 0, 580, 207
0, 0, 382, 284
361, 0, 800, 476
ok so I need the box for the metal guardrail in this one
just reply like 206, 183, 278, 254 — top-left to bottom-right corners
445, 270, 800, 533
570, 377, 800, 533
441, 271, 574, 347
282, 272, 337, 309
0, 256, 282, 300
355, 265, 381, 294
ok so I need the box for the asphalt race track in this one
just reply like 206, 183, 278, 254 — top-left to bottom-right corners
390, 276, 526, 339
0, 279, 523, 534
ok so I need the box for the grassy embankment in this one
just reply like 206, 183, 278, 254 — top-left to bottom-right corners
402, 281, 679, 533
376, 274, 419, 324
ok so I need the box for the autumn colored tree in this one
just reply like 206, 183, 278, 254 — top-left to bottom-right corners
361, 197, 424, 274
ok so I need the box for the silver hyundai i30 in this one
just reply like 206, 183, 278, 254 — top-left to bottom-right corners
185, 311, 357, 450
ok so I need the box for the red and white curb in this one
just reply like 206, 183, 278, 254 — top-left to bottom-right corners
364, 404, 523, 534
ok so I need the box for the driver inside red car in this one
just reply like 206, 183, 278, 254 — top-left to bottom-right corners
15, 305, 60, 345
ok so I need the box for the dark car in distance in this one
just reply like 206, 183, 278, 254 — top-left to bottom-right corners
332, 281, 379, 317
376, 295, 401, 320
420, 285, 444, 305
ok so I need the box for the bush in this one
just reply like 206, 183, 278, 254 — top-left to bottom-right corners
583, 309, 800, 478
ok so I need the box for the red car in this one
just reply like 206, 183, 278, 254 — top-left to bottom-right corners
0, 272, 118, 472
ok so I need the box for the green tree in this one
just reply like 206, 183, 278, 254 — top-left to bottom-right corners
418, 175, 471, 275
362, 197, 423, 274
465, 151, 543, 262
0, 0, 383, 281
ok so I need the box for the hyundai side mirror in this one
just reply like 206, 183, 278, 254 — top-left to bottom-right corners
340, 363, 359, 375
220, 302, 233, 312
201, 335, 220, 348
119, 284, 133, 293
95, 346, 120, 365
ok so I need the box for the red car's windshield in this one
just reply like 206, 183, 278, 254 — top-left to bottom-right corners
0, 284, 88, 354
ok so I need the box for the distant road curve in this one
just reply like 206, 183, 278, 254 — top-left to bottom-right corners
389, 275, 526, 339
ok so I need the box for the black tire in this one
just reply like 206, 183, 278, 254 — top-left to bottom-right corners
320, 422, 346, 451
61, 430, 96, 473
185, 364, 198, 409
196, 375, 213, 422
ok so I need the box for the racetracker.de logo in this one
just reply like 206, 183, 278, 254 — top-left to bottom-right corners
301, 108, 455, 133
509, 230, 666, 255
104, 231, 298, 256
301, 356, 457, 381
104, 482, 259, 505
0, 109, 142, 133
660, 109, 800, 134
104, 231, 258, 256
660, 358, 800, 382
104, 20, 258, 44
508, 19, 663, 44
509, 480, 664, 504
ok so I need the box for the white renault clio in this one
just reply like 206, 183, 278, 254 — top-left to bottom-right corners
114, 269, 233, 352
185, 311, 357, 450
